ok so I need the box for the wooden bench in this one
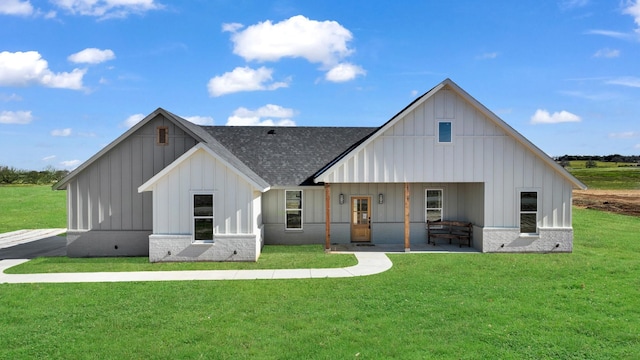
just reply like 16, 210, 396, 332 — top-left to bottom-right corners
427, 220, 473, 247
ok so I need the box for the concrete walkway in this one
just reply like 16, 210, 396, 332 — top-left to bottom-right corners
0, 252, 393, 284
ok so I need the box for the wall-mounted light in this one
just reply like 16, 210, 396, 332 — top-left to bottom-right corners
339, 193, 345, 205
378, 193, 384, 204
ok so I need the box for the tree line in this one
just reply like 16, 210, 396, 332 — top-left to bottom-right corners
554, 154, 640, 169
554, 154, 640, 163
0, 166, 69, 185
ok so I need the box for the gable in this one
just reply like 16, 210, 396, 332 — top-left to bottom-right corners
53, 108, 205, 190
314, 79, 586, 190
139, 143, 269, 193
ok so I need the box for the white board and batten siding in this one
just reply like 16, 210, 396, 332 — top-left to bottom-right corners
140, 146, 263, 262
317, 86, 575, 230
66, 115, 198, 232
62, 114, 199, 257
149, 147, 256, 236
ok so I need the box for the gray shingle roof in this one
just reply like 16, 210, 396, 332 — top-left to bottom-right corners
202, 126, 377, 186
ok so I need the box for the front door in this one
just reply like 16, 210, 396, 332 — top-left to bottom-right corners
351, 196, 371, 242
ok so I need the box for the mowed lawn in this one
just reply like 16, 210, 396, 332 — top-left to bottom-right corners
0, 185, 66, 233
1, 208, 639, 359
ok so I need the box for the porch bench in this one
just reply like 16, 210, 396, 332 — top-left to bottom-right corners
427, 220, 473, 247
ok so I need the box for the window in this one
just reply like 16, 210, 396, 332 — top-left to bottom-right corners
157, 126, 168, 145
285, 190, 303, 230
438, 121, 452, 143
193, 194, 213, 242
520, 191, 538, 234
425, 189, 443, 223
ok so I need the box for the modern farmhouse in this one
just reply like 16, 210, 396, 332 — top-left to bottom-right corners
53, 79, 586, 261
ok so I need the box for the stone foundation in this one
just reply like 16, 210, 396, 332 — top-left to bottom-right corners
481, 227, 573, 253
149, 233, 261, 262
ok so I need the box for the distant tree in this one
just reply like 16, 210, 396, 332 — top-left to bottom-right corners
585, 159, 597, 168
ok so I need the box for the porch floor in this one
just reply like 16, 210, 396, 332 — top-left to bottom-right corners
330, 243, 480, 254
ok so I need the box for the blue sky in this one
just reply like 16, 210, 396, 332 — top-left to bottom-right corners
1, 0, 640, 170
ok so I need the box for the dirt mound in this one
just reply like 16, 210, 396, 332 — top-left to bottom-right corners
573, 190, 640, 217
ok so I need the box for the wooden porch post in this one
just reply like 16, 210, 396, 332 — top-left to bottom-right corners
404, 182, 410, 252
325, 183, 331, 252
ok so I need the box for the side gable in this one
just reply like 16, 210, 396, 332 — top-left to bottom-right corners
53, 108, 206, 190
314, 78, 586, 190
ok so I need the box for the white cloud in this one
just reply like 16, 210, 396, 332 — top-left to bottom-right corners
68, 48, 115, 64
51, 0, 163, 19
593, 48, 620, 58
325, 63, 366, 82
222, 22, 244, 33
609, 131, 639, 138
228, 15, 354, 65
623, 0, 640, 31
0, 93, 22, 102
51, 128, 72, 136
226, 104, 296, 126
184, 116, 214, 125
0, 110, 33, 124
585, 29, 633, 39
0, 0, 33, 16
42, 155, 56, 161
476, 52, 498, 60
530, 109, 581, 124
60, 159, 81, 169
207, 66, 289, 97
0, 51, 85, 90
123, 113, 144, 128
606, 76, 640, 87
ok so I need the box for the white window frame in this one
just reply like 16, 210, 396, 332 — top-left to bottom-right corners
192, 192, 214, 243
518, 189, 539, 235
437, 121, 453, 144
285, 190, 303, 230
425, 188, 444, 223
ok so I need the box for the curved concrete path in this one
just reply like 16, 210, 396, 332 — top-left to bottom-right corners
0, 252, 392, 284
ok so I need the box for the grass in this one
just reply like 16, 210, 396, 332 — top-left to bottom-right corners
0, 185, 66, 233
4, 244, 357, 273
568, 166, 640, 189
1, 208, 640, 359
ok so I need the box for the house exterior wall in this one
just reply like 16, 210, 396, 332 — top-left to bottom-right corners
65, 114, 198, 257
262, 182, 484, 246
146, 147, 261, 262
315, 87, 575, 252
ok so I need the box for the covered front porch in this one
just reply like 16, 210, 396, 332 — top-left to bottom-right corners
322, 182, 486, 252
329, 242, 481, 253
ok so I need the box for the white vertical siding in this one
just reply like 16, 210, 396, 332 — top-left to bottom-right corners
150, 148, 256, 236
317, 86, 575, 229
66, 115, 198, 231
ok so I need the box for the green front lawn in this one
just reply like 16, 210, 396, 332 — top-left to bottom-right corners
5, 245, 357, 273
1, 208, 639, 359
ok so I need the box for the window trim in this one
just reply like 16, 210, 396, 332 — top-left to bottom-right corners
191, 192, 214, 243
157, 126, 169, 146
437, 121, 453, 144
425, 188, 444, 223
285, 190, 303, 231
518, 189, 540, 235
